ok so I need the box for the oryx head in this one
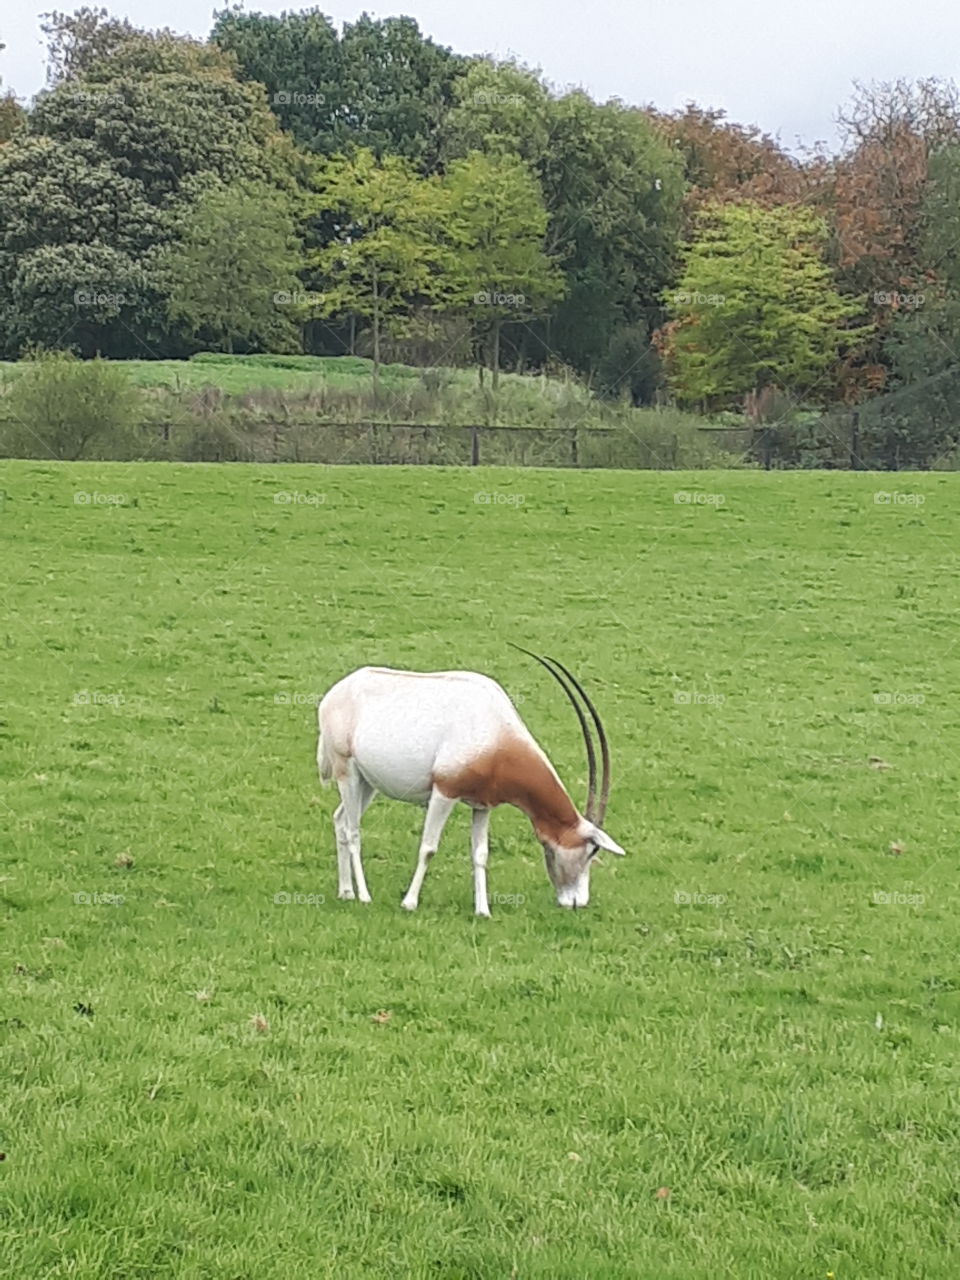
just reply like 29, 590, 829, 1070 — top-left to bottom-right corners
513, 647, 625, 907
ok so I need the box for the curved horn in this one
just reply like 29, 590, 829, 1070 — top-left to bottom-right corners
543, 655, 611, 827
509, 643, 598, 821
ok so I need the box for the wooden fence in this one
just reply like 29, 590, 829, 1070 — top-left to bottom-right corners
144, 420, 755, 468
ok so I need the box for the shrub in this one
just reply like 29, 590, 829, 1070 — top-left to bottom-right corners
2, 350, 141, 459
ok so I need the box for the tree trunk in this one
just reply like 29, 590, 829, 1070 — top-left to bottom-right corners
371, 265, 381, 397
492, 318, 501, 394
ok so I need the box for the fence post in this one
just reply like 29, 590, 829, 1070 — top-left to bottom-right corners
849, 409, 860, 470
571, 429, 578, 467
471, 426, 480, 466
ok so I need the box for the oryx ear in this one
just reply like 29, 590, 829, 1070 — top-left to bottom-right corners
590, 826, 625, 856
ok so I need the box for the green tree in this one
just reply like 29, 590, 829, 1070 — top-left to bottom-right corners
440, 59, 553, 167
212, 9, 464, 168
441, 64, 684, 383
663, 203, 866, 410
39, 5, 141, 83
0, 29, 303, 357
443, 151, 565, 390
541, 93, 684, 383
0, 39, 26, 143
0, 93, 25, 144
163, 181, 304, 354
309, 149, 447, 389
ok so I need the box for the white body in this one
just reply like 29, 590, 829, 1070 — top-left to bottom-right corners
317, 666, 624, 914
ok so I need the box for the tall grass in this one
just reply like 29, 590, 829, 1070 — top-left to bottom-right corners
0, 353, 737, 468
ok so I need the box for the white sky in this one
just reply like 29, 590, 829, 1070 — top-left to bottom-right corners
3, 0, 959, 153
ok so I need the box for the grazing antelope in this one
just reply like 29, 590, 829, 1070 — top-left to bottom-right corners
316, 651, 625, 914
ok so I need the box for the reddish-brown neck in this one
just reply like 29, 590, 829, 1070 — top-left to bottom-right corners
433, 735, 582, 848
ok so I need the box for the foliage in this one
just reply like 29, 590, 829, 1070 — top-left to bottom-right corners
0, 93, 26, 144
595, 322, 662, 405
442, 67, 684, 380
0, 29, 302, 358
162, 182, 304, 354
212, 8, 465, 167
662, 202, 868, 410
39, 5, 141, 83
2, 349, 141, 458
442, 151, 565, 387
309, 149, 449, 382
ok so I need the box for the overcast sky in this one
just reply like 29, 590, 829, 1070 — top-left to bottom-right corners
3, 0, 958, 153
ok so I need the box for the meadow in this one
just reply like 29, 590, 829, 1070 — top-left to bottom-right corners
1, 460, 958, 1278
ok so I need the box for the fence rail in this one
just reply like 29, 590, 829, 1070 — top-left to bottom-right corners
138, 419, 753, 468
16, 412, 943, 469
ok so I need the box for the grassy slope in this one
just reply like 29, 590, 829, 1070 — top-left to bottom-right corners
1, 461, 958, 1278
0, 354, 503, 396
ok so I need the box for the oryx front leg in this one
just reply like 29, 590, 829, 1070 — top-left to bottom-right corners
335, 769, 375, 902
401, 789, 457, 911
471, 808, 491, 917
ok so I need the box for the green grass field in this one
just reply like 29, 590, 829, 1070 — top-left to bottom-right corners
2, 460, 958, 1277
0, 354, 424, 395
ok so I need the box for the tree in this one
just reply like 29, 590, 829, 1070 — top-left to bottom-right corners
443, 151, 565, 390
0, 40, 26, 144
441, 64, 684, 383
827, 78, 960, 399
163, 182, 303, 354
0, 137, 165, 356
439, 58, 553, 167
0, 94, 25, 144
210, 7, 342, 153
0, 29, 303, 357
538, 93, 683, 380
661, 202, 867, 410
39, 6, 141, 84
863, 143, 960, 467
337, 15, 465, 168
211, 8, 464, 168
649, 103, 817, 221
309, 149, 447, 389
